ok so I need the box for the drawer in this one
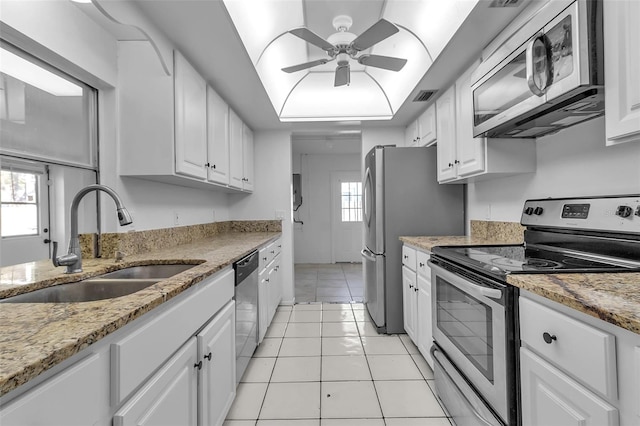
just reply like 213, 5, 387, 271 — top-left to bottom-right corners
416, 250, 431, 279
111, 268, 233, 405
519, 297, 617, 399
259, 247, 270, 271
402, 245, 417, 271
272, 238, 282, 258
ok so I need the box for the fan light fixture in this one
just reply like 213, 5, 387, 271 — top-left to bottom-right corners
281, 15, 408, 87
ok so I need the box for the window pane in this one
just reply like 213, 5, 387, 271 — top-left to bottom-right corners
1, 204, 38, 236
1, 170, 37, 203
0, 43, 97, 168
340, 181, 362, 223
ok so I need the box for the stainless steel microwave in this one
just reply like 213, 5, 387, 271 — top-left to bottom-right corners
471, 0, 603, 138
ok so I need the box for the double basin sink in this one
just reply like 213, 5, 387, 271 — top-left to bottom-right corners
0, 264, 197, 304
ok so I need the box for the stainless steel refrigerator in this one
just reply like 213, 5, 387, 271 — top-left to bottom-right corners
361, 145, 464, 334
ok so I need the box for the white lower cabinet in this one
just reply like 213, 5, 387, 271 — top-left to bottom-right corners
0, 267, 237, 426
114, 339, 199, 426
0, 352, 110, 425
197, 301, 236, 426
402, 265, 418, 342
520, 347, 618, 426
401, 245, 434, 367
519, 291, 640, 426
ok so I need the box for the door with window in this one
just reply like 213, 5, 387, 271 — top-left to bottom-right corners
1, 162, 50, 266
331, 172, 363, 263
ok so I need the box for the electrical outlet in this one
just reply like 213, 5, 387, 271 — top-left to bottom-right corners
275, 210, 285, 220
173, 211, 180, 226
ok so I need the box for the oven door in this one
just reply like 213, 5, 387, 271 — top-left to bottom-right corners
429, 261, 509, 424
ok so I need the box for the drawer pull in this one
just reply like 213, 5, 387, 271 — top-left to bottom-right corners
204, 352, 212, 361
419, 262, 425, 267
543, 332, 557, 344
404, 255, 409, 259
194, 360, 203, 370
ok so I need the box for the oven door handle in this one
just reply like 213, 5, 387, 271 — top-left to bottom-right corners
429, 261, 503, 300
432, 348, 500, 426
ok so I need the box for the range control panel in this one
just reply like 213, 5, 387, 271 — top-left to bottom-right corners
520, 195, 640, 234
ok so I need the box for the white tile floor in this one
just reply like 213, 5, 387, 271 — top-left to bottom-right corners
294, 264, 363, 303
224, 302, 452, 426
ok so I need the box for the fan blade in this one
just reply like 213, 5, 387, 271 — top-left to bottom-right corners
357, 54, 407, 71
350, 19, 399, 51
288, 27, 335, 52
334, 63, 350, 87
282, 59, 330, 73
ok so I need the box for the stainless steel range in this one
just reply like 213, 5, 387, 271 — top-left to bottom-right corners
428, 195, 640, 426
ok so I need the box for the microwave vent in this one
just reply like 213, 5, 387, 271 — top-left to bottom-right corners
489, 0, 524, 7
412, 90, 436, 102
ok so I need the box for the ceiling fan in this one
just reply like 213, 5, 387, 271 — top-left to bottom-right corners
281, 15, 408, 87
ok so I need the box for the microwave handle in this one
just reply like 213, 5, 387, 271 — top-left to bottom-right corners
526, 32, 552, 97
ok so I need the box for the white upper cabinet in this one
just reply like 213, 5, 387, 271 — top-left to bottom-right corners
174, 51, 208, 179
206, 87, 230, 185
404, 104, 437, 147
229, 108, 244, 189
242, 124, 254, 192
436, 62, 536, 184
118, 42, 248, 193
417, 104, 437, 146
604, 0, 640, 146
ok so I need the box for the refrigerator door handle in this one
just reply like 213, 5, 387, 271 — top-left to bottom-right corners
361, 248, 377, 261
363, 167, 373, 228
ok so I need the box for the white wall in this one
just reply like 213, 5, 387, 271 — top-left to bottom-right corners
1, 0, 232, 238
467, 117, 640, 222
228, 131, 295, 304
292, 152, 361, 263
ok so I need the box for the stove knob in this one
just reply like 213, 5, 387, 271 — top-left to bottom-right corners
615, 205, 633, 218
533, 207, 544, 215
635, 206, 640, 217
523, 207, 534, 215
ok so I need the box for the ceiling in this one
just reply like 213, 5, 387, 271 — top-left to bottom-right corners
92, 0, 533, 132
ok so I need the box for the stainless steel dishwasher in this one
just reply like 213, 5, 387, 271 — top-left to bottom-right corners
233, 250, 259, 383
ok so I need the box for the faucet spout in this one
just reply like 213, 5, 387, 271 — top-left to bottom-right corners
54, 184, 133, 273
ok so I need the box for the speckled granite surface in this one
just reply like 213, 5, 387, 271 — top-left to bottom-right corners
0, 230, 280, 397
400, 220, 640, 336
507, 273, 640, 335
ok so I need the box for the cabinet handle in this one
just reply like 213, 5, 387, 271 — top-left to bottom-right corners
204, 352, 212, 361
542, 332, 557, 344
454, 160, 460, 164
409, 284, 413, 289
404, 255, 409, 259
265, 278, 270, 282
448, 163, 453, 167
414, 287, 418, 292
278, 245, 282, 248
419, 262, 425, 267
205, 162, 210, 167
212, 164, 216, 169
263, 257, 268, 261
270, 250, 275, 254
194, 361, 203, 370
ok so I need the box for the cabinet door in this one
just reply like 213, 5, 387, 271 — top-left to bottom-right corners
436, 86, 457, 182
520, 348, 618, 426
174, 52, 207, 180
206, 87, 230, 185
258, 268, 269, 343
417, 104, 437, 146
454, 66, 486, 177
229, 108, 244, 189
604, 0, 640, 146
114, 339, 198, 426
242, 124, 254, 192
197, 301, 236, 426
405, 120, 419, 147
417, 275, 433, 369
0, 353, 107, 426
402, 265, 417, 342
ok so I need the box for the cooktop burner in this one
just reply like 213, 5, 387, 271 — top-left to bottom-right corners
432, 244, 640, 278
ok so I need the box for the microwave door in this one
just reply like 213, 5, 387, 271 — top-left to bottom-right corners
544, 1, 601, 103
472, 42, 547, 137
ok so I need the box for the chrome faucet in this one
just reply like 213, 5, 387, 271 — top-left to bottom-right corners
52, 184, 133, 273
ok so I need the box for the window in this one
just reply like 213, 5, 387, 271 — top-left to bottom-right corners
341, 181, 362, 222
1, 169, 40, 237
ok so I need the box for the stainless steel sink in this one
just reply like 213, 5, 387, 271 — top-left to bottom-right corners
97, 264, 196, 279
0, 279, 160, 303
0, 263, 197, 303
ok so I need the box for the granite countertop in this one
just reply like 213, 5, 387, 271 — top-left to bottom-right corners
400, 235, 640, 336
0, 231, 280, 397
